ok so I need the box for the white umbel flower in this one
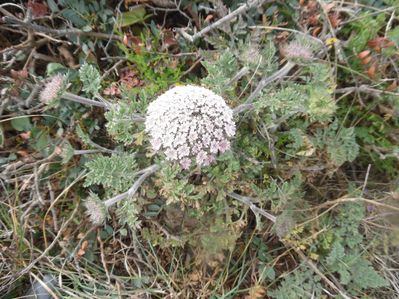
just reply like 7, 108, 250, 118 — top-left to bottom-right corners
145, 85, 236, 169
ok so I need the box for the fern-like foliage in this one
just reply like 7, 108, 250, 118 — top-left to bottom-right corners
305, 63, 337, 122
84, 153, 137, 194
155, 163, 196, 205
201, 50, 239, 96
199, 216, 241, 255
313, 120, 359, 166
256, 84, 308, 117
116, 198, 142, 230
254, 62, 336, 123
268, 264, 323, 299
105, 102, 141, 145
322, 202, 387, 292
79, 63, 101, 96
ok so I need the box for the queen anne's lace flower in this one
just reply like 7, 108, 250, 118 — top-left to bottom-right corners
145, 85, 236, 169
39, 74, 65, 104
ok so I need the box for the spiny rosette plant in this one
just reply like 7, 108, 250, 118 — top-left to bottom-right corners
145, 85, 236, 169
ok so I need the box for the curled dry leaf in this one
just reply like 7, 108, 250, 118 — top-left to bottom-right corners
120, 68, 144, 88
367, 62, 377, 79
161, 29, 179, 52
27, 0, 48, 18
328, 13, 341, 28
357, 50, 371, 60
386, 80, 397, 92
103, 83, 121, 96
368, 37, 395, 52
245, 285, 266, 299
77, 240, 89, 257
204, 14, 214, 23
122, 34, 143, 54
275, 31, 289, 43
312, 26, 321, 37
11, 69, 28, 82
58, 45, 78, 69
361, 55, 372, 65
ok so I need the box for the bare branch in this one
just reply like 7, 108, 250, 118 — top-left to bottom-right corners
233, 61, 296, 114
61, 92, 109, 108
59, 92, 146, 122
177, 0, 270, 43
104, 164, 160, 207
228, 192, 276, 222
2, 15, 121, 41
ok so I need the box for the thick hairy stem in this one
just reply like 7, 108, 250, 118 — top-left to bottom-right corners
61, 92, 108, 108
104, 164, 160, 208
233, 61, 296, 115
60, 92, 146, 122
228, 192, 276, 222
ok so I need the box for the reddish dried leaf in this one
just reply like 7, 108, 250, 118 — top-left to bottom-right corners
27, 0, 48, 17
307, 1, 318, 10
81, 240, 89, 251
103, 83, 121, 96
368, 37, 395, 52
119, 68, 143, 88
204, 14, 214, 23
10, 69, 28, 80
324, 3, 335, 12
361, 55, 372, 65
123, 34, 129, 46
367, 63, 377, 79
163, 36, 178, 48
308, 14, 320, 26
312, 26, 321, 37
276, 31, 289, 42
77, 248, 86, 257
329, 14, 341, 28
357, 50, 371, 60
123, 34, 143, 53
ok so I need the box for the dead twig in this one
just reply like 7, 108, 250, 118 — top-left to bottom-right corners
2, 15, 122, 41
176, 0, 269, 43
228, 192, 276, 222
